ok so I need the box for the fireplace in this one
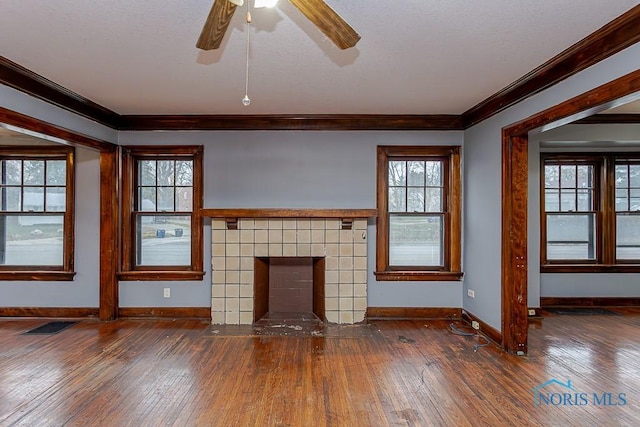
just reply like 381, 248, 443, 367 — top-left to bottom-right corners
208, 210, 374, 325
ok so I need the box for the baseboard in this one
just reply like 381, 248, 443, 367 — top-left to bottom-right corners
541, 297, 640, 307
118, 307, 211, 319
0, 307, 99, 318
366, 307, 461, 320
461, 310, 502, 346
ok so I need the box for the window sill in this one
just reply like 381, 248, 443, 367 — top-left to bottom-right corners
541, 264, 640, 273
374, 271, 464, 281
0, 271, 76, 281
117, 271, 206, 281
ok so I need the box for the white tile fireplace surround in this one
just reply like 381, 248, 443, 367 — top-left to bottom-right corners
208, 210, 375, 325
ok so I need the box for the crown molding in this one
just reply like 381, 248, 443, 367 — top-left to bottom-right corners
2, 5, 640, 131
0, 56, 120, 128
461, 4, 640, 128
118, 114, 463, 131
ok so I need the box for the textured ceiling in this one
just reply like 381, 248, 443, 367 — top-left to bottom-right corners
1, 1, 639, 115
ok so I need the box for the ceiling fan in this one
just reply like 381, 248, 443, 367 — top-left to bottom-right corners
196, 0, 361, 51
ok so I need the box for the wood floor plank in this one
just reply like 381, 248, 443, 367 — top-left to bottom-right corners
1, 313, 639, 426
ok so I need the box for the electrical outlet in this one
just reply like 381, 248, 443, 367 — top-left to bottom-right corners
528, 309, 536, 316
467, 289, 475, 298
472, 321, 480, 330
163, 288, 170, 298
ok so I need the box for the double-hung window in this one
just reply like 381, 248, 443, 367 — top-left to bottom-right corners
120, 146, 204, 280
376, 146, 462, 281
0, 146, 75, 280
541, 153, 640, 271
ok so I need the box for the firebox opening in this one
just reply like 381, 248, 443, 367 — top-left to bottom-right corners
254, 257, 325, 323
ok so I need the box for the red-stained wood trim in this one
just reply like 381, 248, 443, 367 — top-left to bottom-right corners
117, 307, 211, 319
0, 56, 120, 129
0, 107, 116, 152
463, 5, 640, 128
0, 272, 76, 281
461, 310, 502, 346
201, 208, 377, 218
501, 69, 640, 355
373, 271, 463, 281
99, 149, 119, 320
0, 307, 99, 318
117, 271, 206, 281
366, 307, 462, 320
574, 113, 640, 124
540, 297, 640, 307
118, 115, 463, 131
501, 134, 529, 355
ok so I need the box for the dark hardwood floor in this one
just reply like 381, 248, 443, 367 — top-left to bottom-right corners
1, 311, 639, 426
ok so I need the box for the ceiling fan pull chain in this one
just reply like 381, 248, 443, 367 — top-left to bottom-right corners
242, 3, 252, 106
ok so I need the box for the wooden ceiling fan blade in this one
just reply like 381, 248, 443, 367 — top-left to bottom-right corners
196, 0, 238, 50
288, 0, 360, 50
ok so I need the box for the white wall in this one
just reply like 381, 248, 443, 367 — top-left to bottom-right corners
117, 131, 464, 308
463, 42, 640, 330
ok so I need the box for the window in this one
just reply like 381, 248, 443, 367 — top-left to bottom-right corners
375, 146, 462, 281
541, 153, 640, 272
120, 146, 204, 280
0, 146, 75, 280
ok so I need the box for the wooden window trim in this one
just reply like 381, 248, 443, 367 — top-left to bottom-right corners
119, 146, 204, 281
0, 146, 75, 280
375, 145, 462, 281
540, 152, 640, 272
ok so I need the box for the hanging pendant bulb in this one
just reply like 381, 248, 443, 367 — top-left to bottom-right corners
243, 3, 251, 107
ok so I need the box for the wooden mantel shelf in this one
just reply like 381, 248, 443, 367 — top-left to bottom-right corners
200, 208, 377, 218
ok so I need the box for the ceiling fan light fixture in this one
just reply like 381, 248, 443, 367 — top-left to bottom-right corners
228, 0, 244, 6
254, 0, 278, 8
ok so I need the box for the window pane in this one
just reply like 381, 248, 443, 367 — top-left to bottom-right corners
546, 214, 595, 260
425, 188, 442, 212
157, 187, 175, 211
577, 189, 592, 211
136, 215, 191, 266
577, 165, 592, 188
560, 165, 576, 188
615, 165, 628, 187
560, 189, 576, 212
407, 187, 424, 212
389, 187, 406, 212
425, 161, 442, 186
630, 165, 640, 187
631, 189, 640, 211
3, 160, 22, 185
23, 161, 44, 185
0, 214, 63, 266
157, 160, 175, 185
176, 161, 193, 186
616, 214, 640, 260
545, 189, 559, 211
1, 187, 21, 211
23, 188, 44, 212
616, 188, 628, 211
176, 187, 193, 212
388, 161, 406, 186
407, 161, 425, 186
139, 187, 156, 211
545, 165, 559, 188
46, 160, 66, 185
139, 160, 156, 186
45, 187, 66, 212
389, 215, 443, 266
